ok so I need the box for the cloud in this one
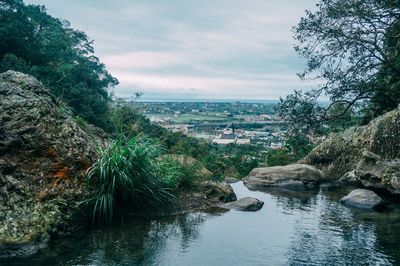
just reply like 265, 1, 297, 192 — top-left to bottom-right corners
114, 71, 320, 100
103, 52, 185, 69
24, 0, 319, 100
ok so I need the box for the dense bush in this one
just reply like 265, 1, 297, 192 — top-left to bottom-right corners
85, 136, 179, 223
266, 135, 314, 166
162, 155, 210, 189
266, 149, 293, 167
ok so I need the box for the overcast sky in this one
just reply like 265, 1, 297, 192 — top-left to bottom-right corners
25, 0, 318, 101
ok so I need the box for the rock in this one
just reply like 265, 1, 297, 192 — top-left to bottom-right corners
198, 181, 237, 202
0, 71, 102, 258
337, 151, 400, 195
243, 164, 325, 191
338, 170, 361, 186
340, 189, 386, 211
302, 105, 400, 188
0, 233, 50, 259
221, 197, 264, 212
223, 177, 240, 183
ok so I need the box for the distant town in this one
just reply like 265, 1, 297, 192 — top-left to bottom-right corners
134, 101, 288, 150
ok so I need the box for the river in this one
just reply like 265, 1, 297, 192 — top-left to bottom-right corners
5, 182, 400, 265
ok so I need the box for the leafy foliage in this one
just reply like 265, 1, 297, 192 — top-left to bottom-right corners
85, 136, 178, 223
266, 136, 314, 166
162, 155, 209, 189
201, 144, 261, 178
266, 149, 293, 167
106, 103, 263, 179
278, 0, 400, 134
0, 0, 118, 128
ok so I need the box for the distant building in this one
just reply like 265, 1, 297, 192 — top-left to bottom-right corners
270, 142, 284, 150
260, 114, 271, 120
236, 138, 251, 145
163, 124, 192, 134
221, 133, 236, 140
212, 132, 251, 145
212, 132, 237, 144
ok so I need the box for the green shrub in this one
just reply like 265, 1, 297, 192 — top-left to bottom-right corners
176, 162, 205, 188
266, 149, 293, 167
162, 155, 210, 189
85, 135, 179, 223
74, 115, 88, 129
266, 136, 315, 167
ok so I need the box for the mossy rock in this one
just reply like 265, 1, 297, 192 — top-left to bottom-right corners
0, 71, 102, 258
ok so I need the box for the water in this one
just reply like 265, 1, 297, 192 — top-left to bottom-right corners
5, 182, 400, 265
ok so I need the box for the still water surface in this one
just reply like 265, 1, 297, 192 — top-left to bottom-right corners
5, 182, 400, 265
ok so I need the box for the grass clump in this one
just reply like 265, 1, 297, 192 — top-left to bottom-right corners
85, 135, 180, 223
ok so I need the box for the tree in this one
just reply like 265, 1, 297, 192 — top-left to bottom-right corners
278, 0, 400, 134
0, 0, 118, 129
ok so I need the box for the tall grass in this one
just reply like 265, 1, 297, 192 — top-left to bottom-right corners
85, 135, 180, 223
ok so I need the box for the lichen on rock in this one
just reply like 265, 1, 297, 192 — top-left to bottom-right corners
243, 164, 325, 191
302, 105, 400, 196
0, 71, 103, 258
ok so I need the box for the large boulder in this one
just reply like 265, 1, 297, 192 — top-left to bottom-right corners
0, 71, 102, 258
302, 105, 400, 189
220, 197, 264, 212
340, 189, 386, 211
243, 164, 325, 191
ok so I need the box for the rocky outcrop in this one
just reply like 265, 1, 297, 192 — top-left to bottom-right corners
0, 71, 101, 258
339, 151, 400, 195
220, 197, 264, 212
302, 105, 400, 196
243, 164, 325, 191
198, 181, 237, 202
340, 189, 386, 211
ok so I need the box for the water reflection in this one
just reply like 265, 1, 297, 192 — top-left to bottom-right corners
3, 183, 400, 265
286, 193, 393, 265
4, 212, 222, 266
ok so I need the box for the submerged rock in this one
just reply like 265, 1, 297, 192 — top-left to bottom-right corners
220, 197, 264, 212
340, 189, 386, 211
243, 164, 325, 191
0, 71, 102, 258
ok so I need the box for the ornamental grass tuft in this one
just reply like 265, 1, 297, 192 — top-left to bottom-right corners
85, 135, 180, 223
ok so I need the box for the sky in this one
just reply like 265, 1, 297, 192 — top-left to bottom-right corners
25, 0, 319, 101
